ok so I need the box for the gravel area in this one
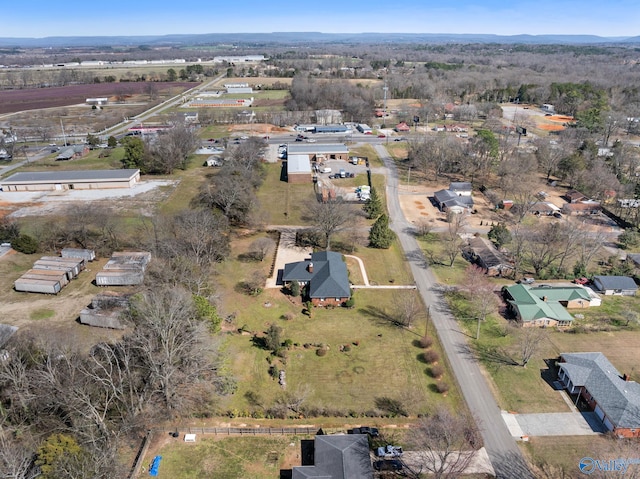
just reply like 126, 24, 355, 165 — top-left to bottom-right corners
0, 179, 177, 217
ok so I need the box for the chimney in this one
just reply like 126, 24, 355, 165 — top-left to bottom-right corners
308, 262, 314, 273
542, 296, 548, 302
623, 373, 630, 382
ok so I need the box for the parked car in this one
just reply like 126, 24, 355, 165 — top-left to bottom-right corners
357, 426, 379, 437
374, 460, 403, 472
377, 134, 386, 138
519, 277, 535, 284
574, 277, 589, 285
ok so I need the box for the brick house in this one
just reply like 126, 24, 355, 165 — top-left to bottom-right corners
558, 352, 640, 438
282, 251, 351, 306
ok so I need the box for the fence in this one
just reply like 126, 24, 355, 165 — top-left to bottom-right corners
129, 426, 321, 478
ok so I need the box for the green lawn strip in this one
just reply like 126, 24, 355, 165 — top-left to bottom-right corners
522, 435, 611, 477
255, 163, 317, 225
29, 308, 55, 320
348, 144, 383, 168
151, 436, 295, 479
157, 163, 209, 215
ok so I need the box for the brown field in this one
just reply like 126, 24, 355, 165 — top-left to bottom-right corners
0, 82, 195, 114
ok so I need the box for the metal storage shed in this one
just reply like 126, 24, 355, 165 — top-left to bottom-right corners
61, 248, 96, 262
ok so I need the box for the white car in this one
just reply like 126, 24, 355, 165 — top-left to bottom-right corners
306, 138, 316, 143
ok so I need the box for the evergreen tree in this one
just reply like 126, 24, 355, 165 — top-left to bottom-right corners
369, 214, 396, 249
487, 223, 512, 248
363, 187, 383, 219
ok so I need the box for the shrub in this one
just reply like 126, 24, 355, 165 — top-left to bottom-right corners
423, 350, 440, 364
419, 336, 434, 348
342, 344, 351, 352
430, 365, 445, 379
12, 234, 38, 254
344, 297, 355, 308
436, 382, 450, 394
268, 365, 279, 379
316, 348, 327, 357
282, 312, 296, 321
289, 280, 300, 297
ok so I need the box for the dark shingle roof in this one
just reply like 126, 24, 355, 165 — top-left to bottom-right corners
593, 275, 637, 292
292, 434, 373, 479
559, 352, 640, 429
434, 189, 473, 209
282, 251, 350, 299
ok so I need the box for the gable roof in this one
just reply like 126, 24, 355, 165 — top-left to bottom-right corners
466, 236, 511, 269
282, 251, 350, 299
593, 275, 637, 291
559, 352, 640, 428
504, 284, 574, 323
449, 182, 472, 192
433, 189, 474, 209
293, 434, 373, 479
527, 285, 591, 303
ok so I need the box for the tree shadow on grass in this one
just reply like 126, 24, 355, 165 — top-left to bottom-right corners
359, 305, 402, 328
458, 341, 520, 367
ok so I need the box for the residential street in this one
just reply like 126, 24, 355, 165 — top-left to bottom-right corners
375, 145, 536, 479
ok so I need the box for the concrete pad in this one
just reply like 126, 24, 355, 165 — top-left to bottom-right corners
514, 412, 602, 436
501, 411, 525, 438
402, 447, 495, 476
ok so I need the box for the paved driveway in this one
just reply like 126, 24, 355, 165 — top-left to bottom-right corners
502, 411, 606, 437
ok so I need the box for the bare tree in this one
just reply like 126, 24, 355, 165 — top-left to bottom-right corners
459, 264, 500, 339
516, 327, 548, 368
441, 213, 466, 267
391, 290, 425, 328
0, 433, 39, 479
249, 237, 276, 262
304, 199, 353, 250
407, 406, 482, 479
124, 286, 221, 412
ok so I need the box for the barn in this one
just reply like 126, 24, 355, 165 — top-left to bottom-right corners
1, 169, 140, 192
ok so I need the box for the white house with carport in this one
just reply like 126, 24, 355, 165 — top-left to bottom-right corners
1, 169, 140, 192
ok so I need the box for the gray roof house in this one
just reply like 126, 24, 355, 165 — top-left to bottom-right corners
292, 434, 373, 479
592, 275, 637, 296
558, 352, 640, 437
282, 251, 351, 306
433, 189, 474, 213
449, 182, 473, 196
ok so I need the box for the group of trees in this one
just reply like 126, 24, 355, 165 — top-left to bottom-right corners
196, 137, 267, 226
121, 124, 199, 174
0, 286, 227, 477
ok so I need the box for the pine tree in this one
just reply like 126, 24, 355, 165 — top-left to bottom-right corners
368, 214, 396, 249
363, 187, 383, 219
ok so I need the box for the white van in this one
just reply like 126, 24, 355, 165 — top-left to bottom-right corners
322, 167, 332, 174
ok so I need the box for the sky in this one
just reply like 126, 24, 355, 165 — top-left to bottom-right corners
3, 0, 639, 38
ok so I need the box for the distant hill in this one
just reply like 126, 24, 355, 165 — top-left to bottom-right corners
0, 32, 637, 48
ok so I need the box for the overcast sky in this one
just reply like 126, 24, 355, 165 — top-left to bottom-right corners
4, 0, 639, 38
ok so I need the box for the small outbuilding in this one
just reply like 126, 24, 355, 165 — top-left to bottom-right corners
95, 251, 151, 286
592, 275, 637, 296
286, 155, 312, 183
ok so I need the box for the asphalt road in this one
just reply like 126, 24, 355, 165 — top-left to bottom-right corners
375, 144, 535, 479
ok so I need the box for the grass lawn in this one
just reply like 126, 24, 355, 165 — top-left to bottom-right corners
522, 435, 612, 478
213, 232, 460, 417
255, 163, 318, 225
348, 144, 383, 168
147, 435, 299, 479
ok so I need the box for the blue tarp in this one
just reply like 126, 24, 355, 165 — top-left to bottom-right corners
149, 455, 162, 476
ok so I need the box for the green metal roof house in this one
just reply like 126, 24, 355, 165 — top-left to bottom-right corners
502, 284, 591, 327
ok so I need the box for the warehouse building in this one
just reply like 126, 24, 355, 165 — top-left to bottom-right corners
1, 169, 140, 192
287, 144, 349, 162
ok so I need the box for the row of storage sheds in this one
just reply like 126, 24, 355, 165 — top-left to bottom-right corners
95, 252, 151, 286
14, 256, 87, 294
